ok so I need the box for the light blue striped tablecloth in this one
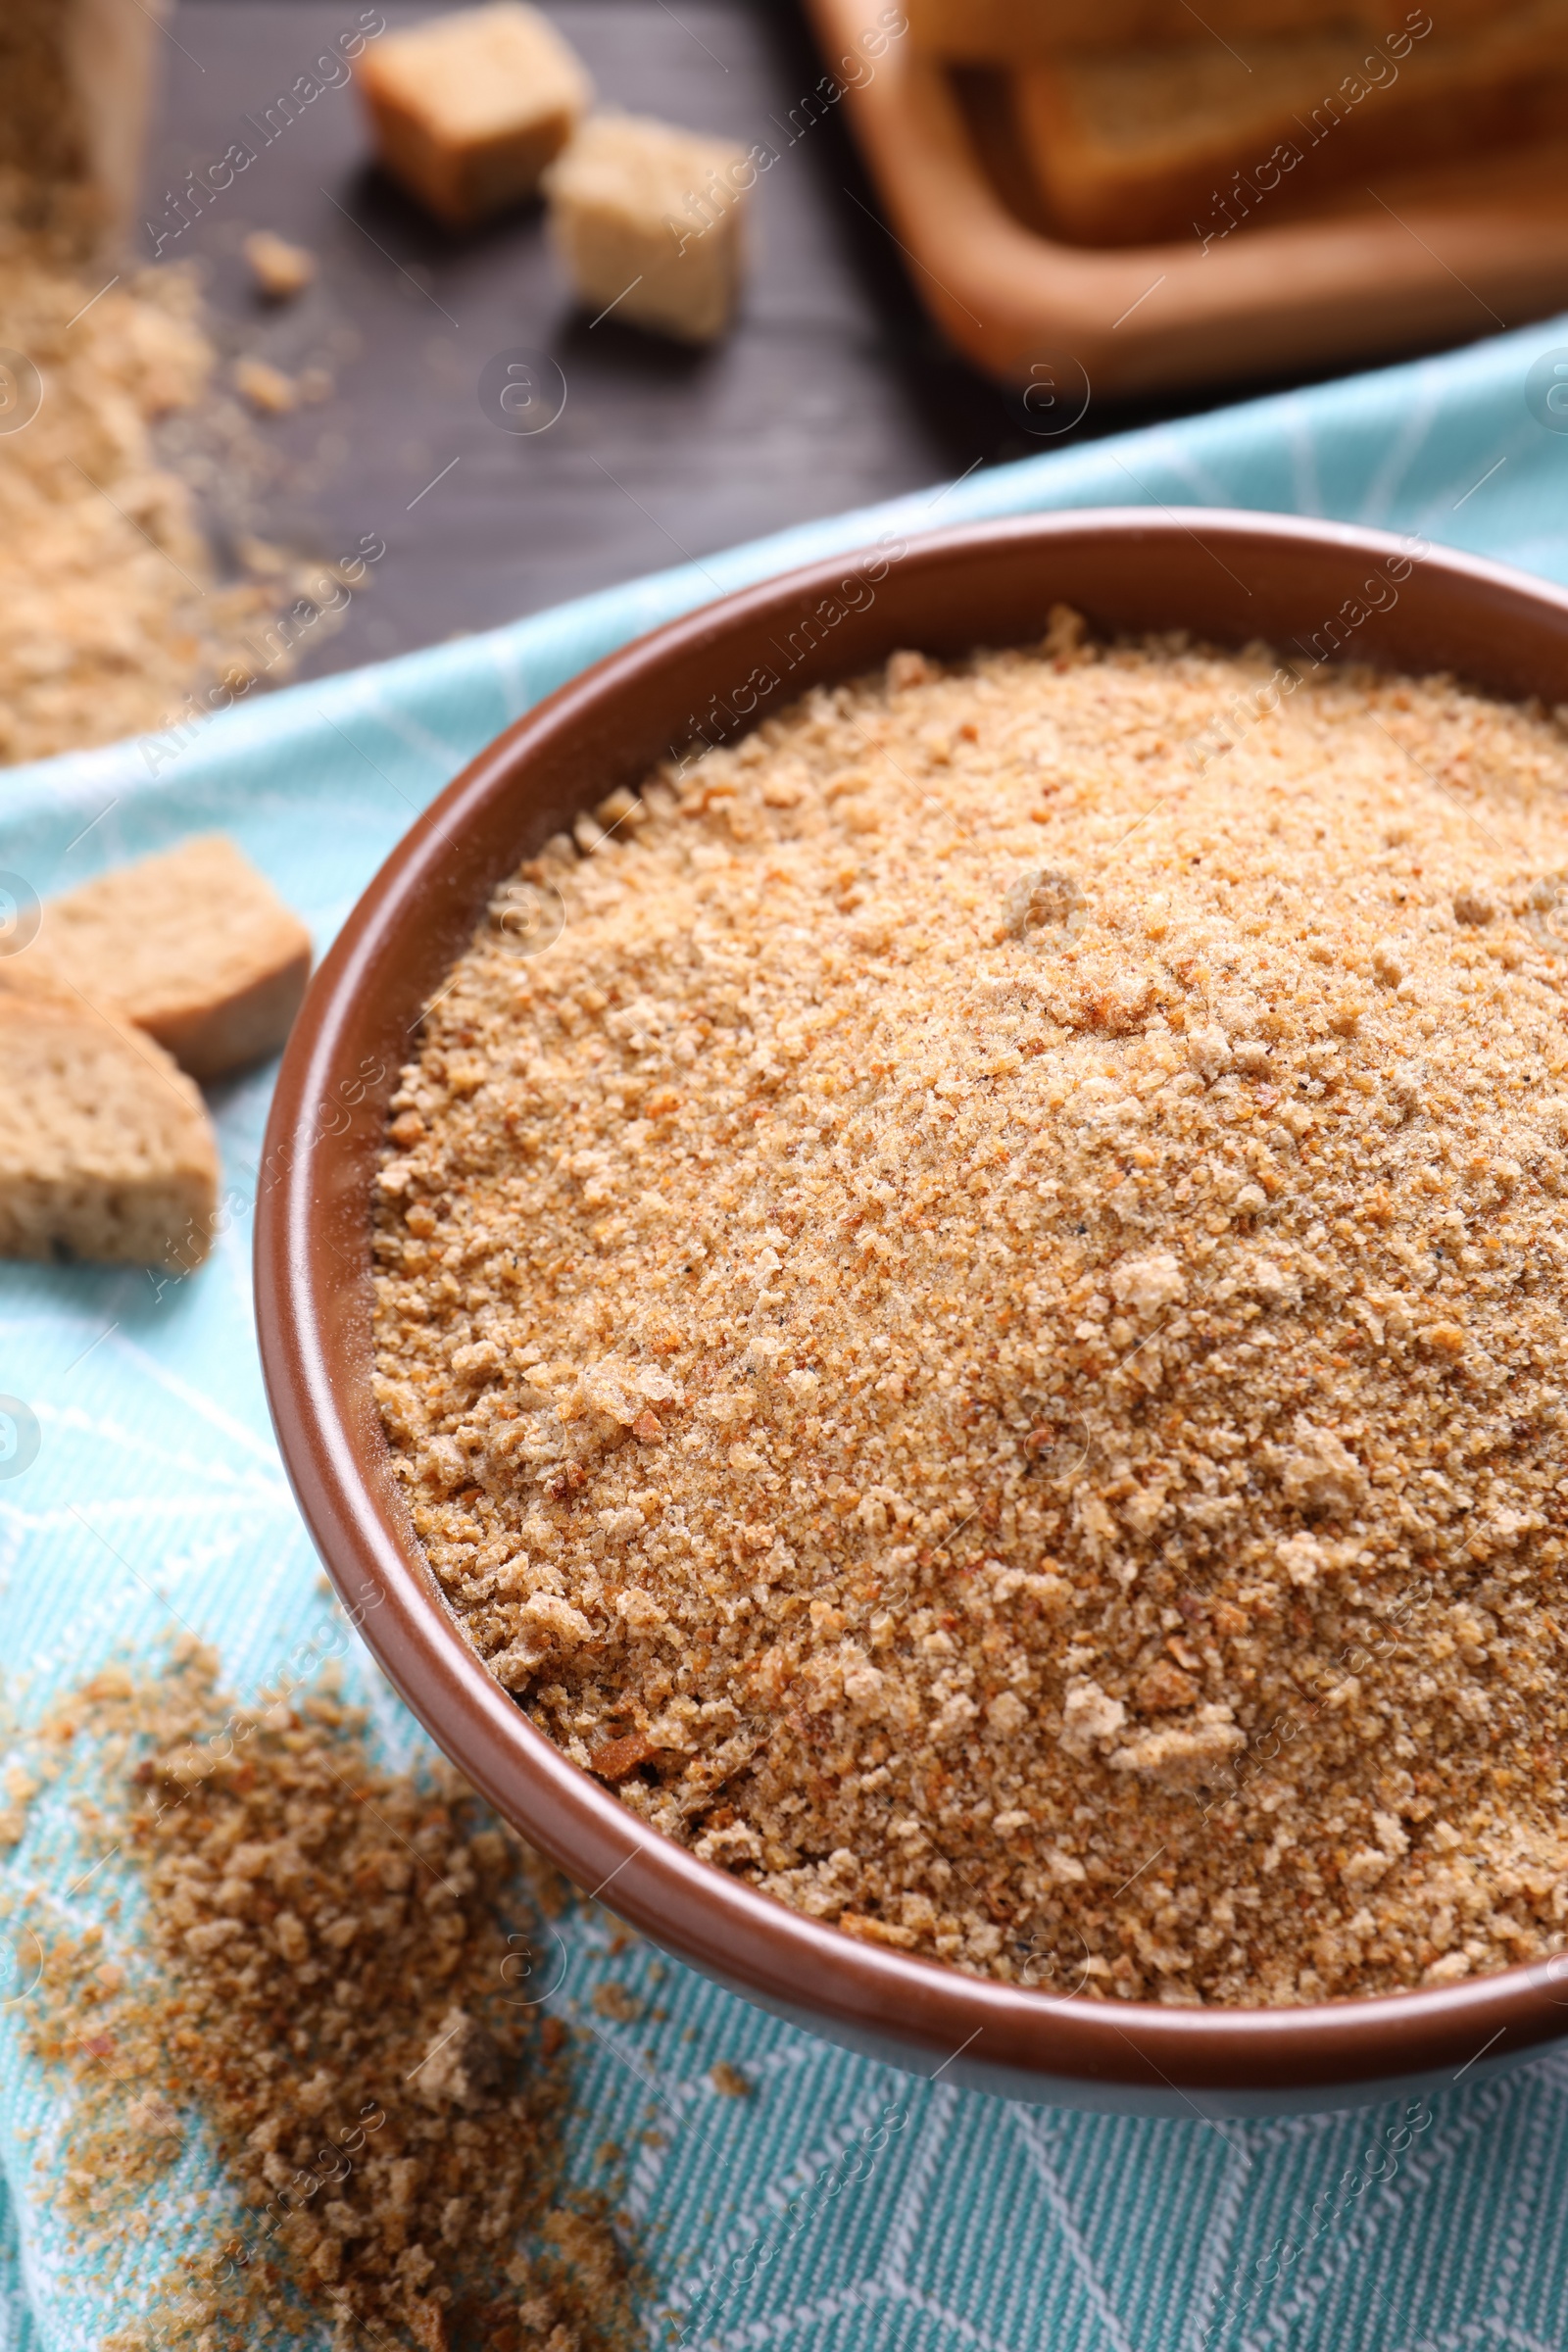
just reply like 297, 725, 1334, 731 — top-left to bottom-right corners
5, 311, 1568, 2351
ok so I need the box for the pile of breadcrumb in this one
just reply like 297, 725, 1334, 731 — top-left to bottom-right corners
0, 217, 300, 765
18, 1643, 635, 2350
371, 612, 1568, 2007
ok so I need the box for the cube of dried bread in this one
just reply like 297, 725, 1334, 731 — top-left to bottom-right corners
0, 971, 219, 1269
1015, 1, 1568, 245
17, 834, 312, 1083
908, 0, 1509, 58
357, 1, 591, 228
544, 113, 750, 344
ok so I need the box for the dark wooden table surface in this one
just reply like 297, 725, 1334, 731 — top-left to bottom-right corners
146, 1, 1355, 685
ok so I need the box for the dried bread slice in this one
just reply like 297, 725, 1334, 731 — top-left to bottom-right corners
909, 0, 1510, 60
1014, 1, 1568, 245
0, 969, 220, 1268
19, 834, 312, 1083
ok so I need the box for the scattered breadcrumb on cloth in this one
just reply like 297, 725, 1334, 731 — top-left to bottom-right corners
12, 1642, 639, 2352
371, 612, 1568, 2007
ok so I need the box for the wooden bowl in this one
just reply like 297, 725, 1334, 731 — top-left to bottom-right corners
257, 509, 1568, 2116
806, 0, 1568, 397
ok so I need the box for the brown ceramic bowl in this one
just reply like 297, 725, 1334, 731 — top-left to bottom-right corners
257, 509, 1568, 2117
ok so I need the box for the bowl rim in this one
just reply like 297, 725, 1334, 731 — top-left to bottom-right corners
256, 505, 1568, 2098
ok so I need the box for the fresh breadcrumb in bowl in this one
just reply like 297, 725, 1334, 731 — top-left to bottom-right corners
369, 608, 1568, 2011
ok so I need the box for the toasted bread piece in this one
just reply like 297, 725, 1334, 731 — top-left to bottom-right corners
544, 113, 750, 343
358, 1, 591, 229
0, 968, 220, 1268
19, 835, 312, 1082
909, 0, 1509, 61
1015, 3, 1568, 245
